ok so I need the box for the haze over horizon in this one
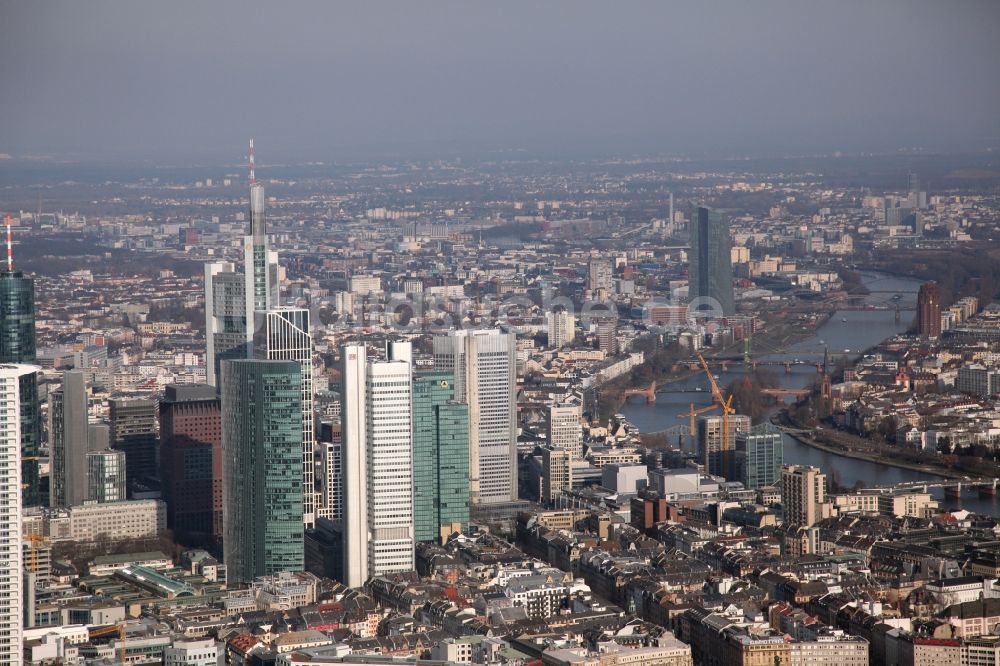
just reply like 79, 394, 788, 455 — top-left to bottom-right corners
2, 0, 999, 164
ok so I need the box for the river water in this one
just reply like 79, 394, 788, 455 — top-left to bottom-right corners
620, 271, 999, 516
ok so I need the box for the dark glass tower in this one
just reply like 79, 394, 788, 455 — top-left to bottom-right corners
221, 359, 304, 583
0, 271, 41, 505
690, 206, 735, 316
412, 373, 470, 543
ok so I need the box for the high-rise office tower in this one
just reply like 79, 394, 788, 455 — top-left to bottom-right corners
412, 373, 469, 543
588, 257, 613, 292
734, 426, 783, 489
109, 396, 158, 485
244, 139, 279, 317
696, 414, 751, 478
0, 267, 41, 506
254, 307, 316, 529
546, 309, 575, 349
341, 342, 415, 587
86, 449, 126, 503
780, 464, 828, 527
204, 141, 279, 388
317, 439, 343, 523
547, 403, 582, 459
433, 330, 517, 506
160, 384, 222, 544
1, 363, 35, 666
205, 261, 249, 388
596, 318, 618, 355
221, 359, 304, 583
541, 447, 573, 505
49, 370, 90, 507
689, 206, 735, 316
917, 281, 942, 338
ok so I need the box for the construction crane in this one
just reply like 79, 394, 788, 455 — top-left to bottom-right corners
23, 533, 46, 574
696, 352, 736, 468
676, 402, 719, 437
89, 624, 126, 664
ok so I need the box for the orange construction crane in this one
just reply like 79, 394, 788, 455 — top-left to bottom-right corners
23, 533, 46, 574
676, 402, 719, 436
89, 624, 126, 664
696, 352, 735, 468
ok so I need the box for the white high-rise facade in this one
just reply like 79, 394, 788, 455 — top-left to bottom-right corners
255, 308, 316, 529
1, 364, 36, 666
547, 403, 582, 459
341, 342, 414, 587
317, 440, 342, 523
546, 310, 576, 349
433, 330, 517, 505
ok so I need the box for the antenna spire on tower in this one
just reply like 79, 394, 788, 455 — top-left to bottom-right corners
5, 214, 13, 272
249, 138, 256, 185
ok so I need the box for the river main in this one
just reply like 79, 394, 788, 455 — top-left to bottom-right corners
620, 271, 999, 516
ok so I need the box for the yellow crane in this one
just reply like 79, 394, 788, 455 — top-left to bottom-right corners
89, 624, 126, 664
696, 352, 736, 470
676, 402, 719, 436
23, 533, 46, 574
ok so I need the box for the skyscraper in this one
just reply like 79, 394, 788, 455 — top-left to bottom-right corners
689, 206, 735, 316
109, 396, 158, 486
546, 309, 575, 349
917, 281, 942, 338
433, 329, 518, 506
221, 359, 304, 583
696, 414, 751, 478
204, 141, 279, 388
254, 307, 317, 529
204, 261, 249, 388
412, 372, 469, 543
547, 403, 582, 459
588, 257, 613, 292
780, 464, 828, 527
733, 425, 783, 489
0, 363, 35, 666
0, 268, 41, 506
86, 449, 126, 503
160, 384, 222, 545
341, 342, 415, 587
317, 439, 343, 523
541, 447, 573, 505
49, 370, 90, 507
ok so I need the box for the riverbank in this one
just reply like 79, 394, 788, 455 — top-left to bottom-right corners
771, 407, 964, 480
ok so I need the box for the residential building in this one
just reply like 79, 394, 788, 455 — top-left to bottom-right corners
547, 403, 582, 459
541, 447, 573, 504
546, 309, 576, 348
918, 281, 942, 338
781, 464, 829, 527
221, 359, 304, 583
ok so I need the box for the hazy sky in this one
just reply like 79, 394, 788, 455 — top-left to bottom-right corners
2, 1, 999, 162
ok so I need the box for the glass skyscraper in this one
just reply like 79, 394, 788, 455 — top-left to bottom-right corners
690, 206, 735, 316
221, 359, 304, 583
0, 271, 41, 505
734, 425, 784, 489
412, 373, 469, 543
